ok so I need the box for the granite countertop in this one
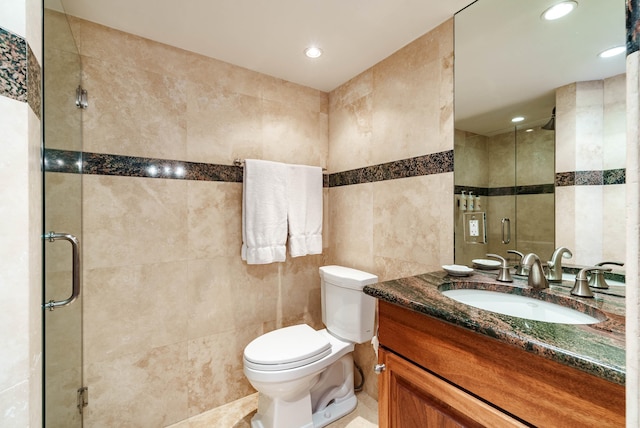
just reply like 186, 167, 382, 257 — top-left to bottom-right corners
364, 270, 626, 385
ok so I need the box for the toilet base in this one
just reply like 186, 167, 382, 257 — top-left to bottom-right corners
250, 393, 357, 428
311, 392, 357, 428
250, 354, 357, 428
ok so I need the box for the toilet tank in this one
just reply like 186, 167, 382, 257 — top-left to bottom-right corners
319, 265, 378, 344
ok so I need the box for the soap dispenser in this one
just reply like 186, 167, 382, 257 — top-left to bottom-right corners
459, 191, 467, 211
486, 254, 513, 282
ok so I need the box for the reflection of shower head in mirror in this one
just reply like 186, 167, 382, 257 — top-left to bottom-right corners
542, 107, 555, 130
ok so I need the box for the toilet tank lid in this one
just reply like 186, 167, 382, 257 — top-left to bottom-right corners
319, 265, 378, 290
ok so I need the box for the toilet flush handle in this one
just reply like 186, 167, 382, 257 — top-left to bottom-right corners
374, 364, 386, 374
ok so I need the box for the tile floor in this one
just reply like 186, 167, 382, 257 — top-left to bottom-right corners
167, 392, 378, 428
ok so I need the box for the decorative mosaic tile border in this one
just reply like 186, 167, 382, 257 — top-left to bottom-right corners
454, 184, 555, 197
0, 26, 27, 102
44, 149, 455, 187
328, 150, 454, 187
44, 149, 244, 182
555, 169, 626, 187
456, 168, 625, 197
27, 44, 41, 118
0, 26, 41, 119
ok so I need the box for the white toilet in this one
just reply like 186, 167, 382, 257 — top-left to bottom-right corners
243, 265, 378, 428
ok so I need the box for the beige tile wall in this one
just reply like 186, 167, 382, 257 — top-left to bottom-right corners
68, 17, 330, 427
556, 75, 627, 266
52, 13, 472, 424
0, 2, 42, 427
21, 7, 640, 428
328, 19, 455, 399
453, 130, 489, 264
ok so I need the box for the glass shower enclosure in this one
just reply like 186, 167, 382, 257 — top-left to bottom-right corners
43, 1, 84, 426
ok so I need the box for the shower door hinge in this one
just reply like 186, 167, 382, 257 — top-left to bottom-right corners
77, 386, 88, 414
75, 86, 88, 109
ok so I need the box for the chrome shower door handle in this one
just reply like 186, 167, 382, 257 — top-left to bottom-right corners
501, 218, 511, 244
43, 232, 81, 311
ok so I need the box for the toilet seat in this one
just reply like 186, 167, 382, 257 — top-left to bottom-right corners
244, 324, 332, 371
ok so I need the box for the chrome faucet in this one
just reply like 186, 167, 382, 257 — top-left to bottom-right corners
522, 253, 549, 289
588, 261, 624, 289
547, 247, 572, 282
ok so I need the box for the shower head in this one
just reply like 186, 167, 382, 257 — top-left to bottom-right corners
542, 107, 555, 130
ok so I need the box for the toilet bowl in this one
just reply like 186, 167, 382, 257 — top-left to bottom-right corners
243, 266, 377, 428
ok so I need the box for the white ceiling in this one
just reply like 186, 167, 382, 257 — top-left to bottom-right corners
48, 0, 626, 136
51, 0, 472, 92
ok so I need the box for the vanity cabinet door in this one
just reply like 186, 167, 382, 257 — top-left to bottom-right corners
378, 348, 525, 428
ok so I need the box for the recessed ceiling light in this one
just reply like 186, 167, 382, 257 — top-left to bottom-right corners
304, 47, 323, 59
542, 1, 578, 21
511, 116, 525, 123
598, 46, 625, 58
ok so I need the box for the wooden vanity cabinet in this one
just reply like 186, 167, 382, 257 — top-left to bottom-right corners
377, 301, 625, 428
378, 348, 526, 427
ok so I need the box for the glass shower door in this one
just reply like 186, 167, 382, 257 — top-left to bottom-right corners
43, 2, 84, 426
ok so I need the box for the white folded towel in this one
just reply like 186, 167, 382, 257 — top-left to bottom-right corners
287, 164, 323, 257
241, 159, 288, 264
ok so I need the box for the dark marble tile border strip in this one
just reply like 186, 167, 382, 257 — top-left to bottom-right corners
43, 149, 630, 192
0, 26, 41, 119
0, 26, 27, 102
454, 185, 488, 197
44, 149, 244, 183
555, 169, 626, 187
328, 150, 454, 187
455, 184, 555, 197
27, 44, 41, 119
44, 149, 456, 187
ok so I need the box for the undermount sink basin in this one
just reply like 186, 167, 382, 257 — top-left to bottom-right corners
441, 289, 600, 324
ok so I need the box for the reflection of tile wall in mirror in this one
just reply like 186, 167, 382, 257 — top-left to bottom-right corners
515, 128, 555, 187
516, 194, 555, 257
487, 132, 515, 189
454, 129, 489, 187
555, 74, 626, 266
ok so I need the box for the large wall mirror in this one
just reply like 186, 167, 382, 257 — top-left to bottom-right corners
454, 0, 626, 269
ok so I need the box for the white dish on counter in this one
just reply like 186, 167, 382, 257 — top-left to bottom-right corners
472, 259, 501, 270
442, 265, 474, 277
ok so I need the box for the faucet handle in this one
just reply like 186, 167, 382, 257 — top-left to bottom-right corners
486, 254, 513, 282
571, 267, 612, 297
595, 261, 624, 268
507, 250, 524, 258
507, 250, 527, 276
588, 262, 621, 289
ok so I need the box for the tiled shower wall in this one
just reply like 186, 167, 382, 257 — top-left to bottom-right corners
0, 0, 43, 426
63, 16, 330, 427
454, 126, 555, 266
